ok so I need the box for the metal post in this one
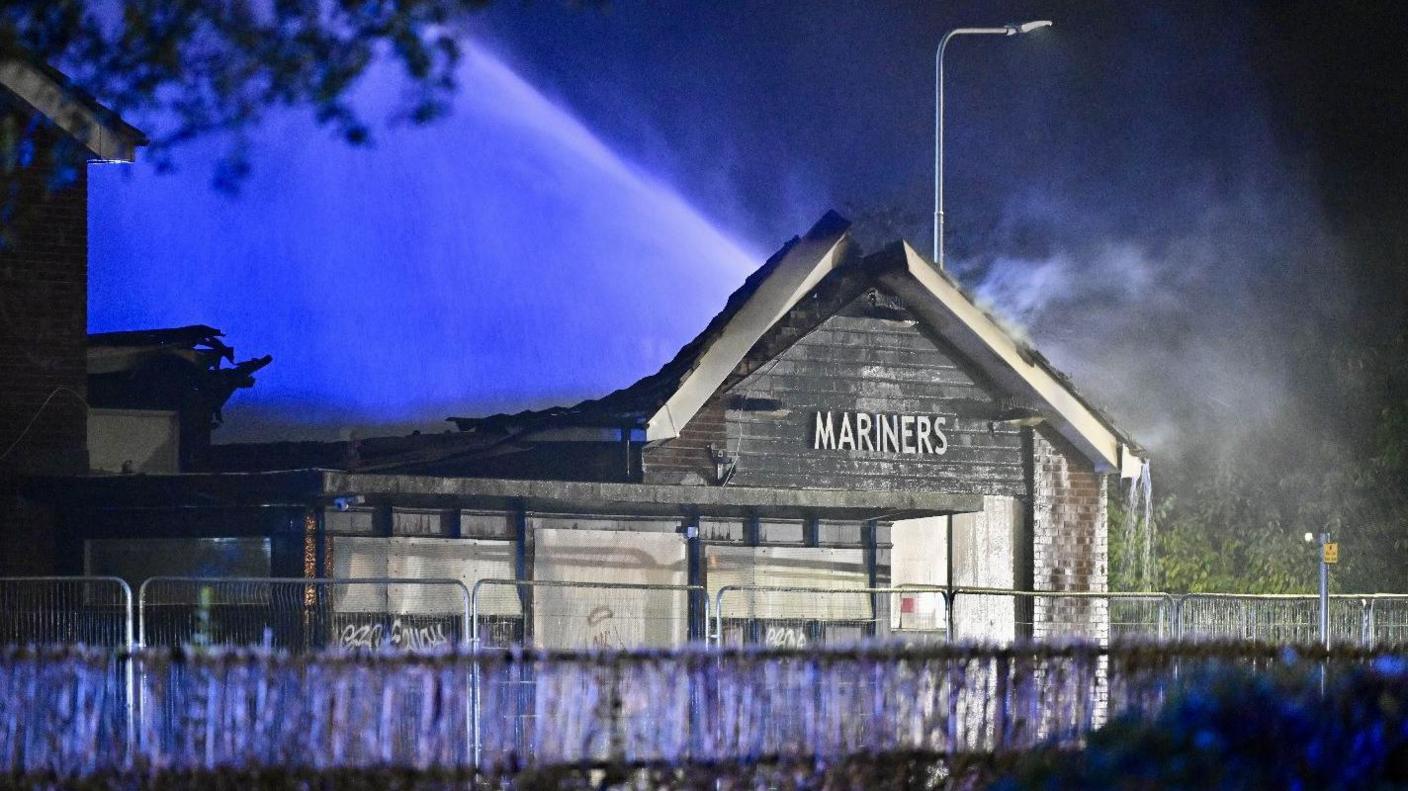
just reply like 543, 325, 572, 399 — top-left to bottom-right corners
863, 520, 883, 639
1318, 532, 1330, 648
119, 579, 136, 758
944, 516, 958, 639
513, 508, 534, 646
1364, 598, 1376, 647
714, 588, 727, 648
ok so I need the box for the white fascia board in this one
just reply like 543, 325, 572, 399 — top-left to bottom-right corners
1119, 444, 1146, 480
644, 231, 850, 441
0, 60, 139, 162
882, 242, 1143, 476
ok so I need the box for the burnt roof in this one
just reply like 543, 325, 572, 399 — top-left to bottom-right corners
447, 210, 851, 435
214, 210, 1144, 475
89, 324, 231, 356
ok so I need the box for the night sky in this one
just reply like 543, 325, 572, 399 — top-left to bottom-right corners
89, 1, 1407, 479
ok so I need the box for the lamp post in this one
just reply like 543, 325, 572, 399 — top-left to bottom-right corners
934, 20, 1052, 270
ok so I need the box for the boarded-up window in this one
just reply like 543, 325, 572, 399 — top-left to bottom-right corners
330, 536, 514, 615
532, 528, 688, 649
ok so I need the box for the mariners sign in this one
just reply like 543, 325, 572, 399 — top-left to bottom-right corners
812, 411, 950, 455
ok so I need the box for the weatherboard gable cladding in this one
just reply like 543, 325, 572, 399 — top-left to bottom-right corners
641, 276, 1026, 496
636, 225, 1144, 477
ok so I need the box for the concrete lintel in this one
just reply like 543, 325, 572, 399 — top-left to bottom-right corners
322, 471, 983, 521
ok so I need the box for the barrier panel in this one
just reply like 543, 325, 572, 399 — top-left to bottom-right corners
1175, 594, 1367, 644
468, 579, 705, 765
0, 577, 134, 757
950, 588, 1172, 644
138, 577, 471, 650
713, 585, 949, 647
11, 577, 1408, 653
2, 641, 1392, 783
0, 576, 132, 647
1368, 596, 1408, 645
469, 579, 702, 650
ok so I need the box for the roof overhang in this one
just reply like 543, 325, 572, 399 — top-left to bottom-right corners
0, 59, 146, 162
874, 242, 1145, 477
628, 211, 1146, 479
643, 216, 852, 441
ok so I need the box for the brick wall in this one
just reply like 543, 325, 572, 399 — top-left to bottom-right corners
1030, 426, 1109, 640
643, 399, 725, 485
0, 122, 91, 574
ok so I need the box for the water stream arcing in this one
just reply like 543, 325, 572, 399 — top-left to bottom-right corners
89, 43, 759, 439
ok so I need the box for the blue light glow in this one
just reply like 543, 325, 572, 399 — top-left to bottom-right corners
89, 44, 761, 440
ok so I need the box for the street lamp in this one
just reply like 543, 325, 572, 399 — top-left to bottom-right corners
934, 20, 1052, 270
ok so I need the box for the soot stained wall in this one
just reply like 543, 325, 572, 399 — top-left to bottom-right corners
644, 288, 1026, 495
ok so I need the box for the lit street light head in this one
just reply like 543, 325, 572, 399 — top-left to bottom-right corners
1009, 20, 1054, 35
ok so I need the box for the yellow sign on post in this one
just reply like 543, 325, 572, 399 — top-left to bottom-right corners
1323, 542, 1339, 564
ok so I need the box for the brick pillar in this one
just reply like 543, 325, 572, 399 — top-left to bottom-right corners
1031, 427, 1109, 641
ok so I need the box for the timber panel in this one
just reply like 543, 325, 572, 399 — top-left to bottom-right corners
645, 283, 1026, 496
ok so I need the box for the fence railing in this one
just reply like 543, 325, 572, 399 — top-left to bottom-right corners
1367, 596, 1408, 644
0, 641, 1394, 782
0, 576, 133, 648
713, 585, 949, 647
949, 588, 1174, 644
0, 576, 135, 756
4, 577, 1408, 650
470, 578, 704, 650
1175, 593, 1365, 644
138, 577, 471, 650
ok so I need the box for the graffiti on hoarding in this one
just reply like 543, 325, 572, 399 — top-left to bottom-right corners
338, 617, 450, 650
764, 625, 808, 648
588, 605, 623, 649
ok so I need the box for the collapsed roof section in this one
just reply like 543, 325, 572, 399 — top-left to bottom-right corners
88, 325, 272, 428
447, 211, 1146, 479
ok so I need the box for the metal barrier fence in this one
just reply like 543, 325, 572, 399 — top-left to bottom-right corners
0, 577, 134, 756
950, 588, 1174, 644
466, 579, 705, 766
0, 576, 132, 647
3, 577, 1408, 650
713, 585, 949, 647
1175, 594, 1368, 644
2, 641, 1394, 782
138, 577, 471, 650
469, 578, 703, 650
1367, 596, 1408, 644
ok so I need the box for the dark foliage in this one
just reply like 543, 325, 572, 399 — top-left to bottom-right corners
0, 0, 503, 245
996, 657, 1408, 788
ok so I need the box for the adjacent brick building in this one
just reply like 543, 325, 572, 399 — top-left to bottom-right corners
0, 58, 144, 574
